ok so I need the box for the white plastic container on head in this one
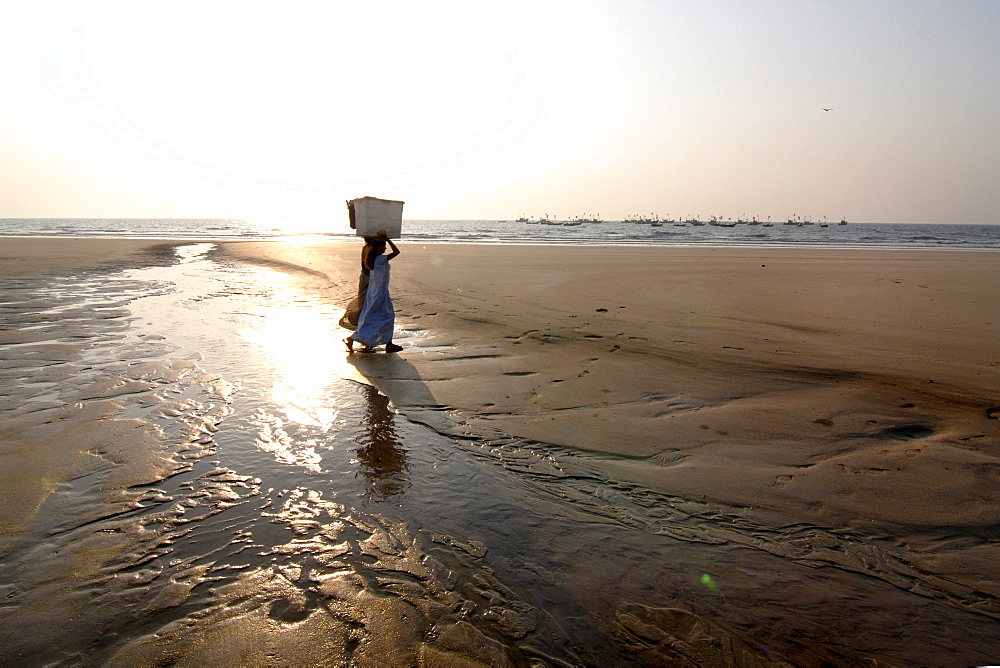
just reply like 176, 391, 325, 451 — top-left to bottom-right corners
350, 196, 404, 238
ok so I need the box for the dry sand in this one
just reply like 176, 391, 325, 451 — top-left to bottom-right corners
219, 240, 1000, 537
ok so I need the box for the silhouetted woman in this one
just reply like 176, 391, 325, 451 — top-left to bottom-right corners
345, 231, 402, 353
339, 237, 378, 330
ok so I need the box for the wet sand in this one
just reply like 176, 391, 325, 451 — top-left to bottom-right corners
222, 240, 1000, 662
0, 237, 178, 276
0, 238, 182, 547
222, 240, 1000, 529
3, 240, 577, 665
2, 237, 1000, 665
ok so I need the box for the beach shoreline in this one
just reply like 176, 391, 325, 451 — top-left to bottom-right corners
3, 236, 1000, 663
3, 236, 998, 530
215, 240, 1000, 529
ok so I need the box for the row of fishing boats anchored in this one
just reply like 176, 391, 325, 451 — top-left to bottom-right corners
515, 214, 848, 227
516, 214, 600, 226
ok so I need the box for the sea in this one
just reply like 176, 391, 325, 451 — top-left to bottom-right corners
1, 219, 999, 664
1, 217, 999, 249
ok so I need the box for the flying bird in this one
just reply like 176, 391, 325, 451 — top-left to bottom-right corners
822, 108, 833, 111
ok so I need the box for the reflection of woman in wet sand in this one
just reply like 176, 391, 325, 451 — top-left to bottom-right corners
355, 383, 409, 499
346, 231, 402, 353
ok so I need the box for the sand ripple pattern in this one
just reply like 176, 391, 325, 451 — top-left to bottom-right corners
0, 244, 998, 665
0, 251, 558, 665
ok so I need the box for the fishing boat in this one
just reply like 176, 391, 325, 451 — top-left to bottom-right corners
709, 216, 736, 228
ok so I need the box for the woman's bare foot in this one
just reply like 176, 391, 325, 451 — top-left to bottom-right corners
346, 337, 375, 353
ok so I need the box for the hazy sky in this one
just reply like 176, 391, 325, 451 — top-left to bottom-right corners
1, 0, 997, 224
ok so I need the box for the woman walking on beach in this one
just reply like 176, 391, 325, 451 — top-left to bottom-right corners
346, 231, 403, 353
338, 237, 378, 330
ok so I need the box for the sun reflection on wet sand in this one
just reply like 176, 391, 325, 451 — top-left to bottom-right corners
234, 264, 366, 422
231, 263, 411, 499
5, 244, 1000, 665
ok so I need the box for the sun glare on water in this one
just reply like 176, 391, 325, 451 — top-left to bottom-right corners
235, 264, 366, 426
243, 216, 351, 238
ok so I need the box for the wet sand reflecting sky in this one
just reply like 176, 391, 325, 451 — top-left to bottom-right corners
1, 244, 998, 665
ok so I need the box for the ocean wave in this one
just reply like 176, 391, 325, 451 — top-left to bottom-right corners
1, 220, 998, 249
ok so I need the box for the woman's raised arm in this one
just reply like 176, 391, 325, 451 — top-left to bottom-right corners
378, 231, 400, 260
